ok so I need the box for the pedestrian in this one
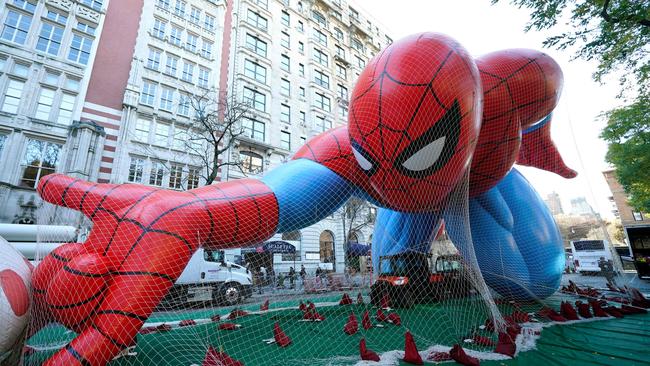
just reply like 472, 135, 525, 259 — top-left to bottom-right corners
598, 257, 617, 288
300, 265, 306, 280
288, 266, 296, 289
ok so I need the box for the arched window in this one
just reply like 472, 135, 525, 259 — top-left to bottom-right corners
319, 230, 335, 264
239, 150, 263, 174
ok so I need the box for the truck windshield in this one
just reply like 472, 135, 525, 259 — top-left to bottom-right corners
204, 250, 225, 263
380, 253, 428, 276
436, 258, 461, 273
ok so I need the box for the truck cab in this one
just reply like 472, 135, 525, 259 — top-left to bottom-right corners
370, 251, 471, 307
171, 248, 253, 306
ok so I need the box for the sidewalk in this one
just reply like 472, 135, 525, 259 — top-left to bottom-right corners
250, 273, 371, 299
561, 272, 650, 293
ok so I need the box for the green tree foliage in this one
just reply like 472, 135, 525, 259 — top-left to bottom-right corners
493, 0, 650, 94
495, 0, 650, 212
600, 96, 650, 212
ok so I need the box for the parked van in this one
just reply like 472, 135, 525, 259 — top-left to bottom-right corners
570, 240, 612, 274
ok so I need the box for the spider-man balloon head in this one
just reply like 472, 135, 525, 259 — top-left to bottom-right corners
348, 33, 482, 212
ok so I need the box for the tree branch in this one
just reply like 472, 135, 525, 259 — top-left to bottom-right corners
601, 0, 650, 28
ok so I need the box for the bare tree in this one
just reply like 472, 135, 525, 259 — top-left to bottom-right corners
186, 88, 252, 186
336, 197, 376, 269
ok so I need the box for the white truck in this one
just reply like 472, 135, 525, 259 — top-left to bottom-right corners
0, 224, 253, 306
170, 248, 253, 306
570, 239, 612, 274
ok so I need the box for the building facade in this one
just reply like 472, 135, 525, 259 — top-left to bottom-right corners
603, 169, 649, 227
544, 191, 563, 215
0, 0, 109, 224
220, 0, 392, 273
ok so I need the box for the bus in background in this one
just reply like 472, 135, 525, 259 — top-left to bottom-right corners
570, 239, 612, 274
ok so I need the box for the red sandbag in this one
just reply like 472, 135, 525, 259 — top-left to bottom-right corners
575, 301, 592, 318
218, 323, 239, 331
387, 312, 401, 326
260, 299, 269, 311
362, 310, 372, 330
602, 306, 624, 318
402, 331, 423, 365
357, 292, 364, 305
380, 294, 391, 309
179, 319, 196, 327
210, 314, 221, 322
376, 309, 388, 322
589, 300, 609, 318
340, 293, 353, 305
359, 338, 380, 362
472, 335, 495, 347
299, 301, 306, 311
303, 309, 325, 321
510, 310, 531, 323
273, 322, 292, 347
484, 318, 495, 332
202, 346, 244, 366
344, 312, 359, 335
428, 351, 451, 362
228, 309, 249, 320
560, 301, 580, 320
449, 344, 480, 366
494, 331, 516, 357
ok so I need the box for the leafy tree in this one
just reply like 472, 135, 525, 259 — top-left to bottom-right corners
600, 96, 650, 212
492, 0, 650, 95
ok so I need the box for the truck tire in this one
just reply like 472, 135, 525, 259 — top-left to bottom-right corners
218, 282, 242, 306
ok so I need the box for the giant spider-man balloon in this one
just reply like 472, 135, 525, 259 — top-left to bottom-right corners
32, 33, 575, 365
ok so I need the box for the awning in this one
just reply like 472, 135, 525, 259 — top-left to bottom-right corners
240, 241, 296, 254
347, 242, 371, 256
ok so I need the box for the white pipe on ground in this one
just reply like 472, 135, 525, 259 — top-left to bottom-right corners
0, 224, 77, 242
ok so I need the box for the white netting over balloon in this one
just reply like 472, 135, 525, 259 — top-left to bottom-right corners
3, 32, 647, 366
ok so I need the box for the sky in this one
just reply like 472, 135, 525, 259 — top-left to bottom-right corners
354, 0, 623, 219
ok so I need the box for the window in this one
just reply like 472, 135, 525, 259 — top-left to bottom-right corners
335, 45, 345, 58
633, 212, 645, 221
245, 33, 267, 57
351, 37, 363, 52
45, 10, 67, 25
153, 19, 166, 39
178, 94, 190, 116
187, 167, 200, 189
356, 55, 365, 68
312, 10, 326, 27
314, 70, 329, 89
281, 104, 290, 123
35, 88, 55, 120
243, 118, 265, 141
160, 88, 174, 111
157, 0, 170, 9
298, 63, 305, 77
186, 33, 198, 53
314, 92, 331, 112
198, 67, 210, 87
155, 122, 170, 146
173, 128, 188, 149
170, 27, 182, 46
315, 30, 327, 46
313, 48, 328, 66
13, 0, 37, 12
174, 0, 186, 16
76, 21, 95, 35
337, 84, 348, 100
80, 0, 102, 10
349, 7, 359, 20
2, 10, 32, 45
340, 106, 348, 118
299, 87, 305, 97
299, 111, 306, 124
332, 10, 342, 20
134, 119, 150, 142
280, 130, 291, 150
0, 135, 6, 156
243, 87, 266, 112
298, 41, 304, 54
336, 63, 347, 79
297, 20, 304, 32
190, 6, 201, 24
169, 164, 183, 189
281, 11, 290, 27
334, 28, 343, 40
2, 79, 24, 114
65, 77, 80, 91
252, 0, 268, 9
146, 48, 161, 70
240, 151, 263, 174
67, 34, 93, 65
201, 40, 213, 58
204, 14, 215, 31
149, 161, 164, 186
45, 71, 59, 85
247, 10, 267, 31
281, 32, 290, 49
13, 63, 29, 77
316, 115, 331, 131
244, 59, 266, 83
182, 62, 194, 82
20, 139, 62, 188
281, 55, 290, 72
127, 157, 144, 183
57, 93, 75, 125
36, 22, 65, 56
165, 55, 178, 76
281, 78, 290, 96
140, 81, 157, 106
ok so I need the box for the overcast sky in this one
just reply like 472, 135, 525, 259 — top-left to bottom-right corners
354, 0, 623, 219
